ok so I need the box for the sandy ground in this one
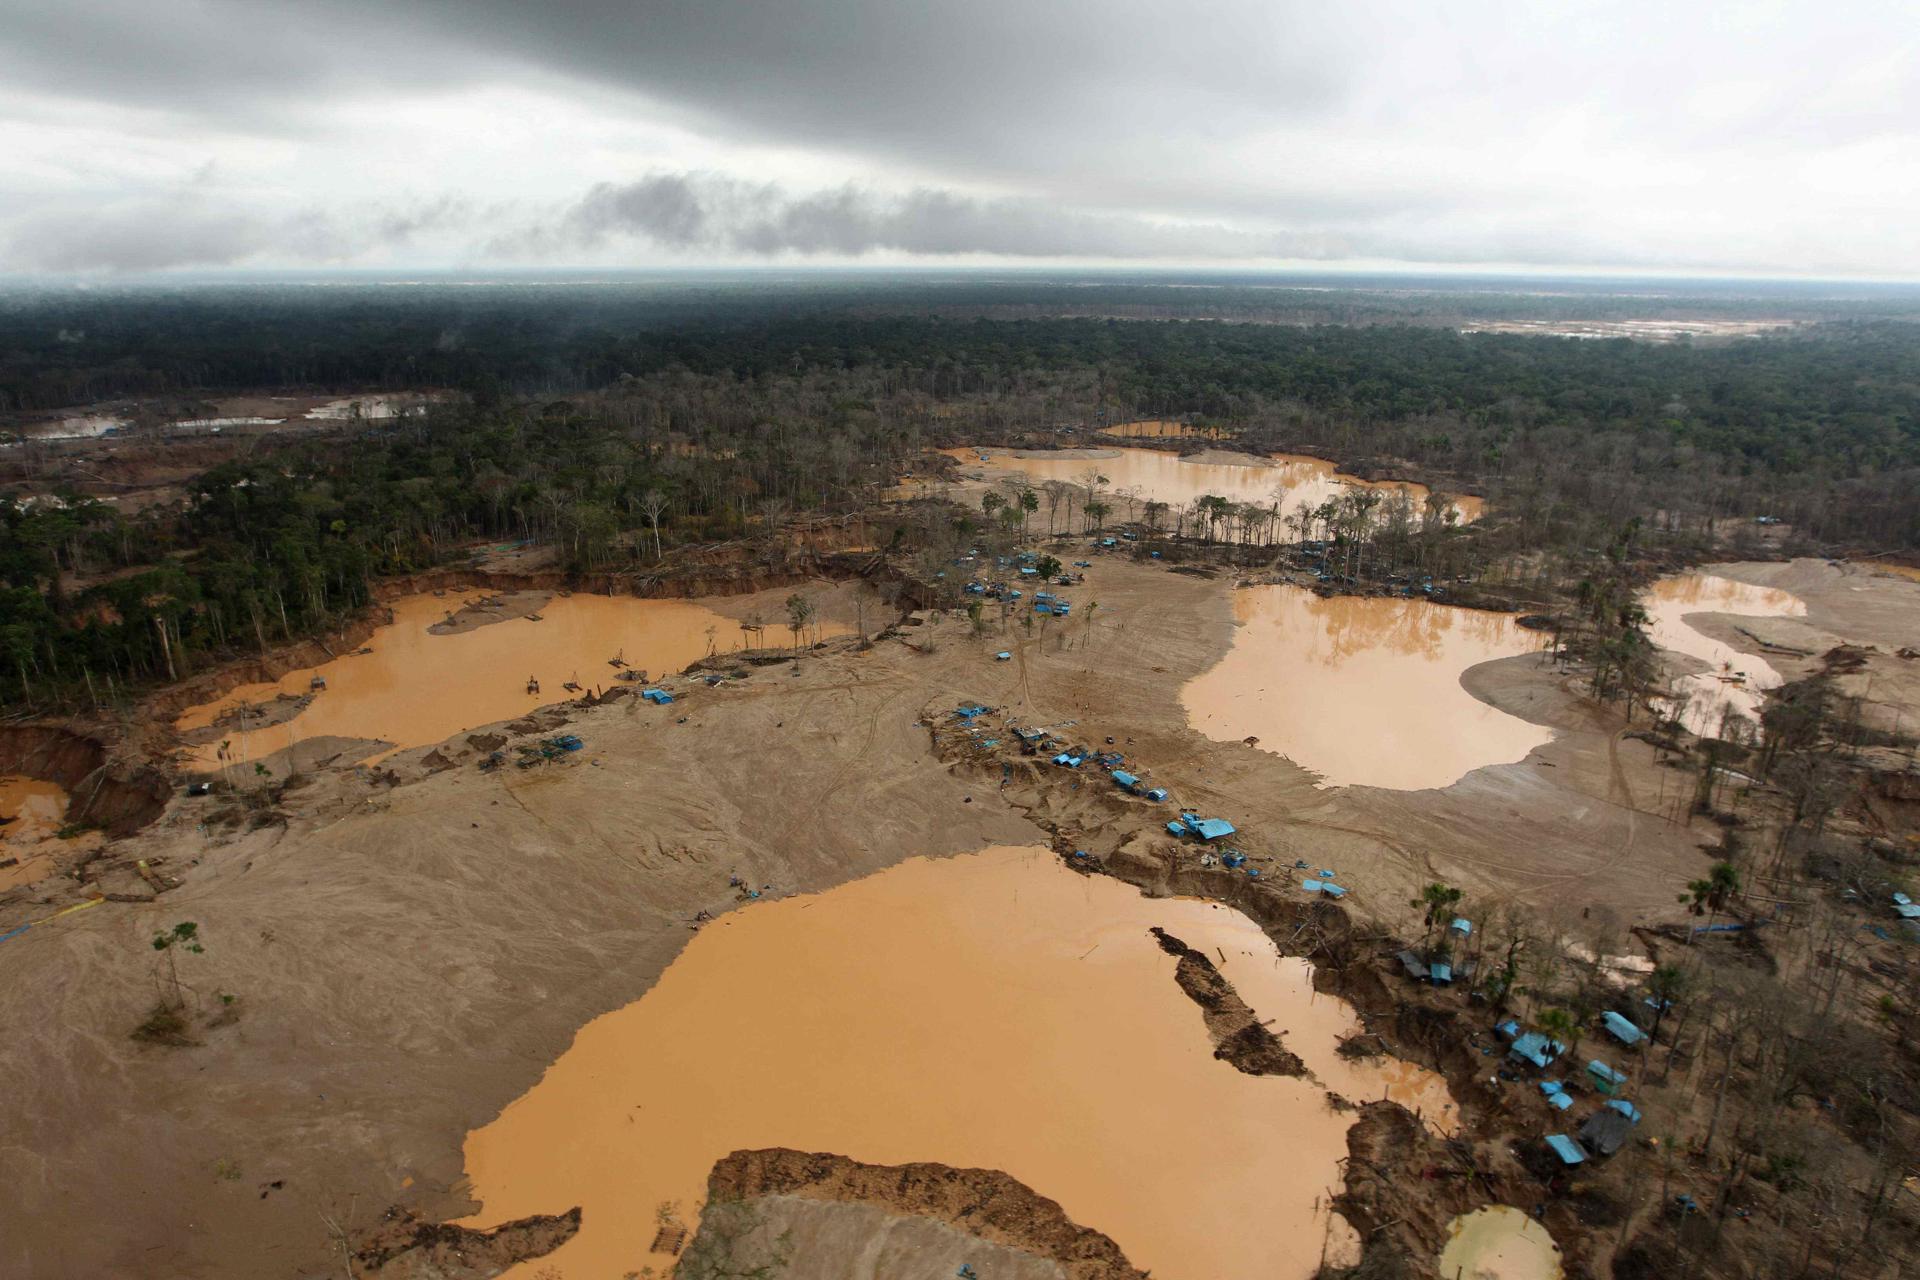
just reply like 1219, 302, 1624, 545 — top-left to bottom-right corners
0, 560, 1736, 1277
426, 591, 554, 635
1686, 559, 1920, 738
736, 1197, 1075, 1279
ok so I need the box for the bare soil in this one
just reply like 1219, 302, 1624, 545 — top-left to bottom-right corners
0, 554, 1822, 1278
698, 1149, 1148, 1280
424, 591, 554, 636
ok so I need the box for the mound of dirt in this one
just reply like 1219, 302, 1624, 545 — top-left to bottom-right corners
425, 591, 554, 636
1149, 926, 1306, 1076
352, 1205, 579, 1278
702, 1149, 1147, 1280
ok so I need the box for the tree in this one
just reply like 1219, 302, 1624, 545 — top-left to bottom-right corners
151, 921, 204, 1009
1410, 882, 1464, 952
1680, 861, 1741, 940
784, 593, 815, 653
1645, 963, 1687, 1044
639, 488, 669, 560
1537, 1006, 1581, 1060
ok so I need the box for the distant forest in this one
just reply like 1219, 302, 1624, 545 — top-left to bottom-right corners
1, 278, 1918, 710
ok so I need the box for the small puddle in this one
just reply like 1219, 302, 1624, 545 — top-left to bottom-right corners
1184, 587, 1553, 790
176, 592, 850, 769
1861, 558, 1920, 584
457, 845, 1444, 1279
941, 445, 1481, 527
1438, 1205, 1563, 1280
0, 777, 71, 891
1641, 573, 1806, 736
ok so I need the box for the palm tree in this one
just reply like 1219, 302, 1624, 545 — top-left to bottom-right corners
1680, 861, 1741, 941
1537, 1007, 1580, 1061
1410, 882, 1464, 954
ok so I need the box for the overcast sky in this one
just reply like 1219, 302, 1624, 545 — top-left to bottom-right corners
1, 1, 1914, 278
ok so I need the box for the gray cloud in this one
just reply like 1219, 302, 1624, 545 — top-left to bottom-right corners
1, 1, 1916, 275
0, 193, 473, 274
523, 173, 1349, 262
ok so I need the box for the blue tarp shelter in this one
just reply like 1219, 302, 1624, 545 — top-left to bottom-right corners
1111, 770, 1140, 791
1450, 918, 1472, 936
1430, 961, 1453, 985
1544, 1135, 1587, 1166
641, 688, 674, 704
1495, 1019, 1521, 1041
1510, 1033, 1567, 1069
1587, 1059, 1629, 1093
1603, 1012, 1647, 1046
1606, 1099, 1642, 1123
995, 651, 1012, 661
1145, 788, 1169, 803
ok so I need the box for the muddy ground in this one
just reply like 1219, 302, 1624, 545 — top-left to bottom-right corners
1696, 558, 1920, 740
4, 553, 1913, 1278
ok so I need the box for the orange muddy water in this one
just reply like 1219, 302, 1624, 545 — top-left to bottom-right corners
177, 593, 849, 768
0, 777, 70, 890
942, 446, 1482, 526
459, 845, 1447, 1280
1641, 573, 1806, 736
1183, 587, 1552, 790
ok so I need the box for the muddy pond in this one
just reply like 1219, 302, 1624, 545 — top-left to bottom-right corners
177, 591, 852, 770
1641, 573, 1806, 737
1438, 1205, 1563, 1280
0, 777, 71, 891
1184, 587, 1553, 790
457, 845, 1452, 1280
940, 446, 1483, 525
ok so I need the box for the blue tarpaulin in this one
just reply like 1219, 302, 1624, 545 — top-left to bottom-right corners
1510, 1033, 1566, 1068
1545, 1135, 1587, 1165
1603, 1011, 1647, 1045
1587, 1059, 1629, 1092
1606, 1099, 1643, 1123
1111, 770, 1140, 790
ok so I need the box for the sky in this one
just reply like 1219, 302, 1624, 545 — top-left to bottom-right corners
0, 0, 1915, 279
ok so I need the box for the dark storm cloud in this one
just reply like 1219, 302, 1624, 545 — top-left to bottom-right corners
2, 1, 1915, 273
0, 1, 1345, 177
527, 173, 1347, 261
